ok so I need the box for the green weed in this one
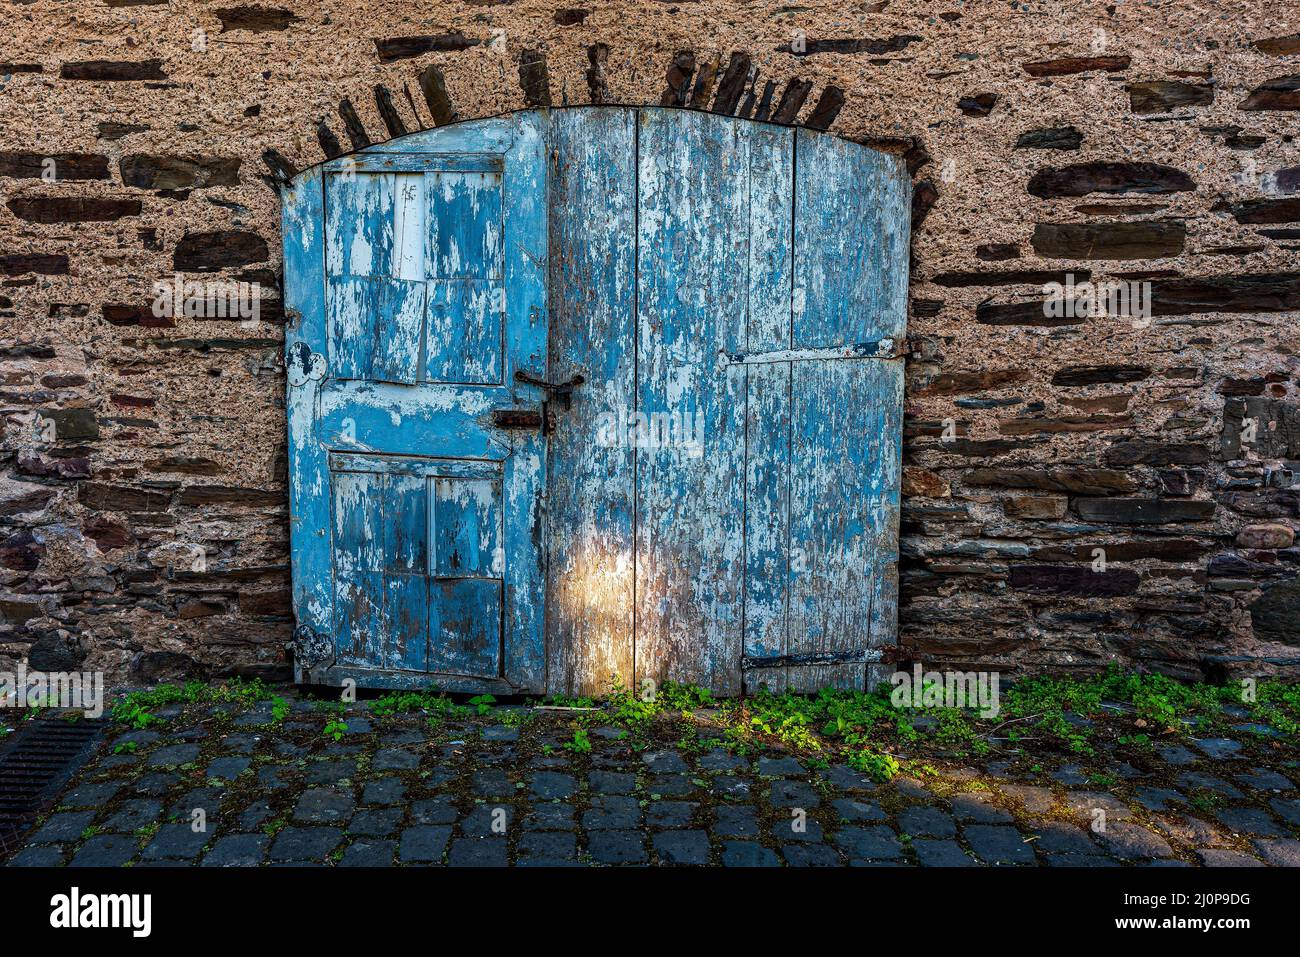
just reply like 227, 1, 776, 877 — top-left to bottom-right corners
563, 728, 592, 754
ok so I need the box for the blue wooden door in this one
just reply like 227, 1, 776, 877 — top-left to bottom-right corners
284, 114, 548, 693
544, 108, 908, 695
284, 107, 906, 695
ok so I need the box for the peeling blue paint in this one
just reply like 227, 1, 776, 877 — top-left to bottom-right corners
284, 108, 908, 695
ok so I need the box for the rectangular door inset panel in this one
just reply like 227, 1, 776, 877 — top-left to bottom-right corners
427, 169, 503, 280
324, 165, 506, 386
429, 471, 504, 679
329, 454, 504, 679
432, 476, 503, 578
430, 579, 502, 677
332, 468, 424, 671
792, 128, 910, 349
426, 167, 504, 386
326, 172, 426, 384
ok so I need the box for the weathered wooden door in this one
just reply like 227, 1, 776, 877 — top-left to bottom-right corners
284, 114, 548, 692
545, 109, 909, 696
283, 107, 907, 695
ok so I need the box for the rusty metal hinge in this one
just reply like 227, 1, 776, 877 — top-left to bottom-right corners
741, 648, 886, 669
720, 338, 904, 367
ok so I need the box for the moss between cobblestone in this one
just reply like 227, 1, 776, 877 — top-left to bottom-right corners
8, 674, 1298, 867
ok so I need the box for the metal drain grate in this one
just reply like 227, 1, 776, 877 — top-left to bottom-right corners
0, 715, 104, 860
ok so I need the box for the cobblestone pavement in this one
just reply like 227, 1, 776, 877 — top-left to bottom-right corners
5, 692, 1299, 867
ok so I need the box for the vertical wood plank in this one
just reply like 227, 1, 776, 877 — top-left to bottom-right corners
382, 473, 429, 671
326, 277, 377, 379
332, 470, 385, 667
546, 107, 637, 697
500, 110, 550, 692
742, 124, 794, 693
284, 167, 333, 662
391, 173, 424, 281
383, 574, 428, 671
326, 172, 394, 282
867, 360, 904, 689
636, 108, 749, 695
746, 126, 795, 352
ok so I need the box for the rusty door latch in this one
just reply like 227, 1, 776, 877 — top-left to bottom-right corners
515, 369, 586, 409
506, 369, 585, 435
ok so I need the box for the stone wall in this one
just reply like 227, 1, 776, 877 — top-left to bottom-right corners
1, 0, 1298, 687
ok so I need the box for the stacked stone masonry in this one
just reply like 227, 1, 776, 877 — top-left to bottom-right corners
1, 1, 1298, 686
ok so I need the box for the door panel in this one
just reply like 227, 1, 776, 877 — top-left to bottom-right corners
331, 469, 387, 667
378, 473, 430, 672
785, 360, 902, 690
792, 128, 910, 349
286, 112, 548, 691
635, 109, 749, 696
326, 455, 509, 676
780, 129, 908, 691
325, 171, 426, 384
545, 108, 638, 697
431, 578, 502, 676
425, 164, 504, 385
540, 107, 907, 697
325, 165, 507, 387
427, 167, 503, 280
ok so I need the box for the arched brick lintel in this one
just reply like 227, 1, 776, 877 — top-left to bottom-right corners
261, 50, 851, 190
260, 50, 939, 234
